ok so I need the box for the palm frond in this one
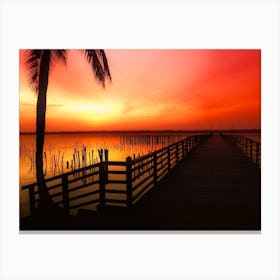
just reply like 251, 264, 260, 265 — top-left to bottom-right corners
84, 50, 108, 87
52, 49, 67, 65
25, 49, 42, 94
98, 50, 112, 81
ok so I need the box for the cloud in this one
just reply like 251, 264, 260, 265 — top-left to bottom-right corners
122, 103, 137, 114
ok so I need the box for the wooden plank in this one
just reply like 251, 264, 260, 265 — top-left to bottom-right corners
69, 199, 100, 209
131, 158, 153, 172
133, 173, 154, 192
106, 189, 127, 194
69, 190, 100, 202
133, 180, 154, 202
107, 170, 126, 175
126, 157, 133, 207
68, 181, 100, 193
132, 165, 153, 182
107, 179, 127, 184
107, 161, 127, 166
105, 198, 127, 204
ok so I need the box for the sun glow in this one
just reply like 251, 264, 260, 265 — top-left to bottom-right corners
63, 100, 123, 124
20, 49, 261, 132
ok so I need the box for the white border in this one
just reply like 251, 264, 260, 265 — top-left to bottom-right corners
1, 0, 279, 280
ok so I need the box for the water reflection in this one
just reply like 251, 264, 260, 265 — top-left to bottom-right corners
20, 134, 187, 184
19, 132, 260, 217
20, 133, 188, 217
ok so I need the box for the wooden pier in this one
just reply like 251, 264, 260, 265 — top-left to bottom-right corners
21, 134, 261, 230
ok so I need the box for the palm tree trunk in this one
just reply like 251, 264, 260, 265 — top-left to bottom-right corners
36, 50, 53, 210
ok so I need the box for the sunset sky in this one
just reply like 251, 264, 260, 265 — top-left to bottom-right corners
19, 49, 261, 132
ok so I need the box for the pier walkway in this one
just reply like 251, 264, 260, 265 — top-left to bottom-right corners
21, 135, 261, 230
76, 135, 260, 230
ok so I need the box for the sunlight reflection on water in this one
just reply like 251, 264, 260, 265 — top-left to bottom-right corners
20, 133, 189, 217
19, 132, 260, 217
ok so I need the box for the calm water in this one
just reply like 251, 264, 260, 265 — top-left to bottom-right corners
20, 132, 260, 217
19, 133, 191, 185
20, 133, 191, 217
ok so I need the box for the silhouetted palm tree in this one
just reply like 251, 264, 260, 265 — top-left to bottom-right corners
26, 49, 111, 214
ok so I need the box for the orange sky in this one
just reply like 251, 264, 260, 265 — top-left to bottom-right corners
19, 49, 261, 132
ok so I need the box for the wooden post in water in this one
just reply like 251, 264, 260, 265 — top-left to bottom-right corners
153, 153, 158, 186
29, 186, 36, 215
126, 156, 133, 208
99, 162, 106, 209
62, 174, 69, 215
98, 149, 103, 162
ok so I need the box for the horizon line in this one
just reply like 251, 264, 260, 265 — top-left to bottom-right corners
20, 128, 261, 135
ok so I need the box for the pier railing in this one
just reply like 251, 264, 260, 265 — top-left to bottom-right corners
22, 135, 209, 216
223, 135, 261, 168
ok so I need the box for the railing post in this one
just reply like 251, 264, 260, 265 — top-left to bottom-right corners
249, 140, 253, 161
99, 162, 106, 209
252, 142, 256, 164
126, 156, 133, 208
28, 186, 36, 216
247, 139, 250, 160
62, 174, 69, 215
193, 136, 197, 148
248, 139, 251, 159
153, 153, 158, 186
237, 136, 241, 149
256, 143, 260, 167
176, 143, 179, 163
196, 136, 200, 147
181, 141, 183, 158
167, 147, 171, 171
104, 149, 109, 183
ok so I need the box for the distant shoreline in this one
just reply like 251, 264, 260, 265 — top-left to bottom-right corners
20, 129, 261, 135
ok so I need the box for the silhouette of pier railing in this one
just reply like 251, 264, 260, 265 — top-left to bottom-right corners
22, 135, 209, 216
223, 135, 261, 168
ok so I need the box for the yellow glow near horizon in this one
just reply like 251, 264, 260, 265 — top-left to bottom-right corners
64, 100, 123, 122
19, 49, 261, 132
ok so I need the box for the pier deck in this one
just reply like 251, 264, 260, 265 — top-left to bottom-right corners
21, 135, 261, 230
71, 135, 260, 230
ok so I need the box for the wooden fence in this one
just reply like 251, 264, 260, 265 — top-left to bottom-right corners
22, 135, 209, 216
223, 134, 261, 168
